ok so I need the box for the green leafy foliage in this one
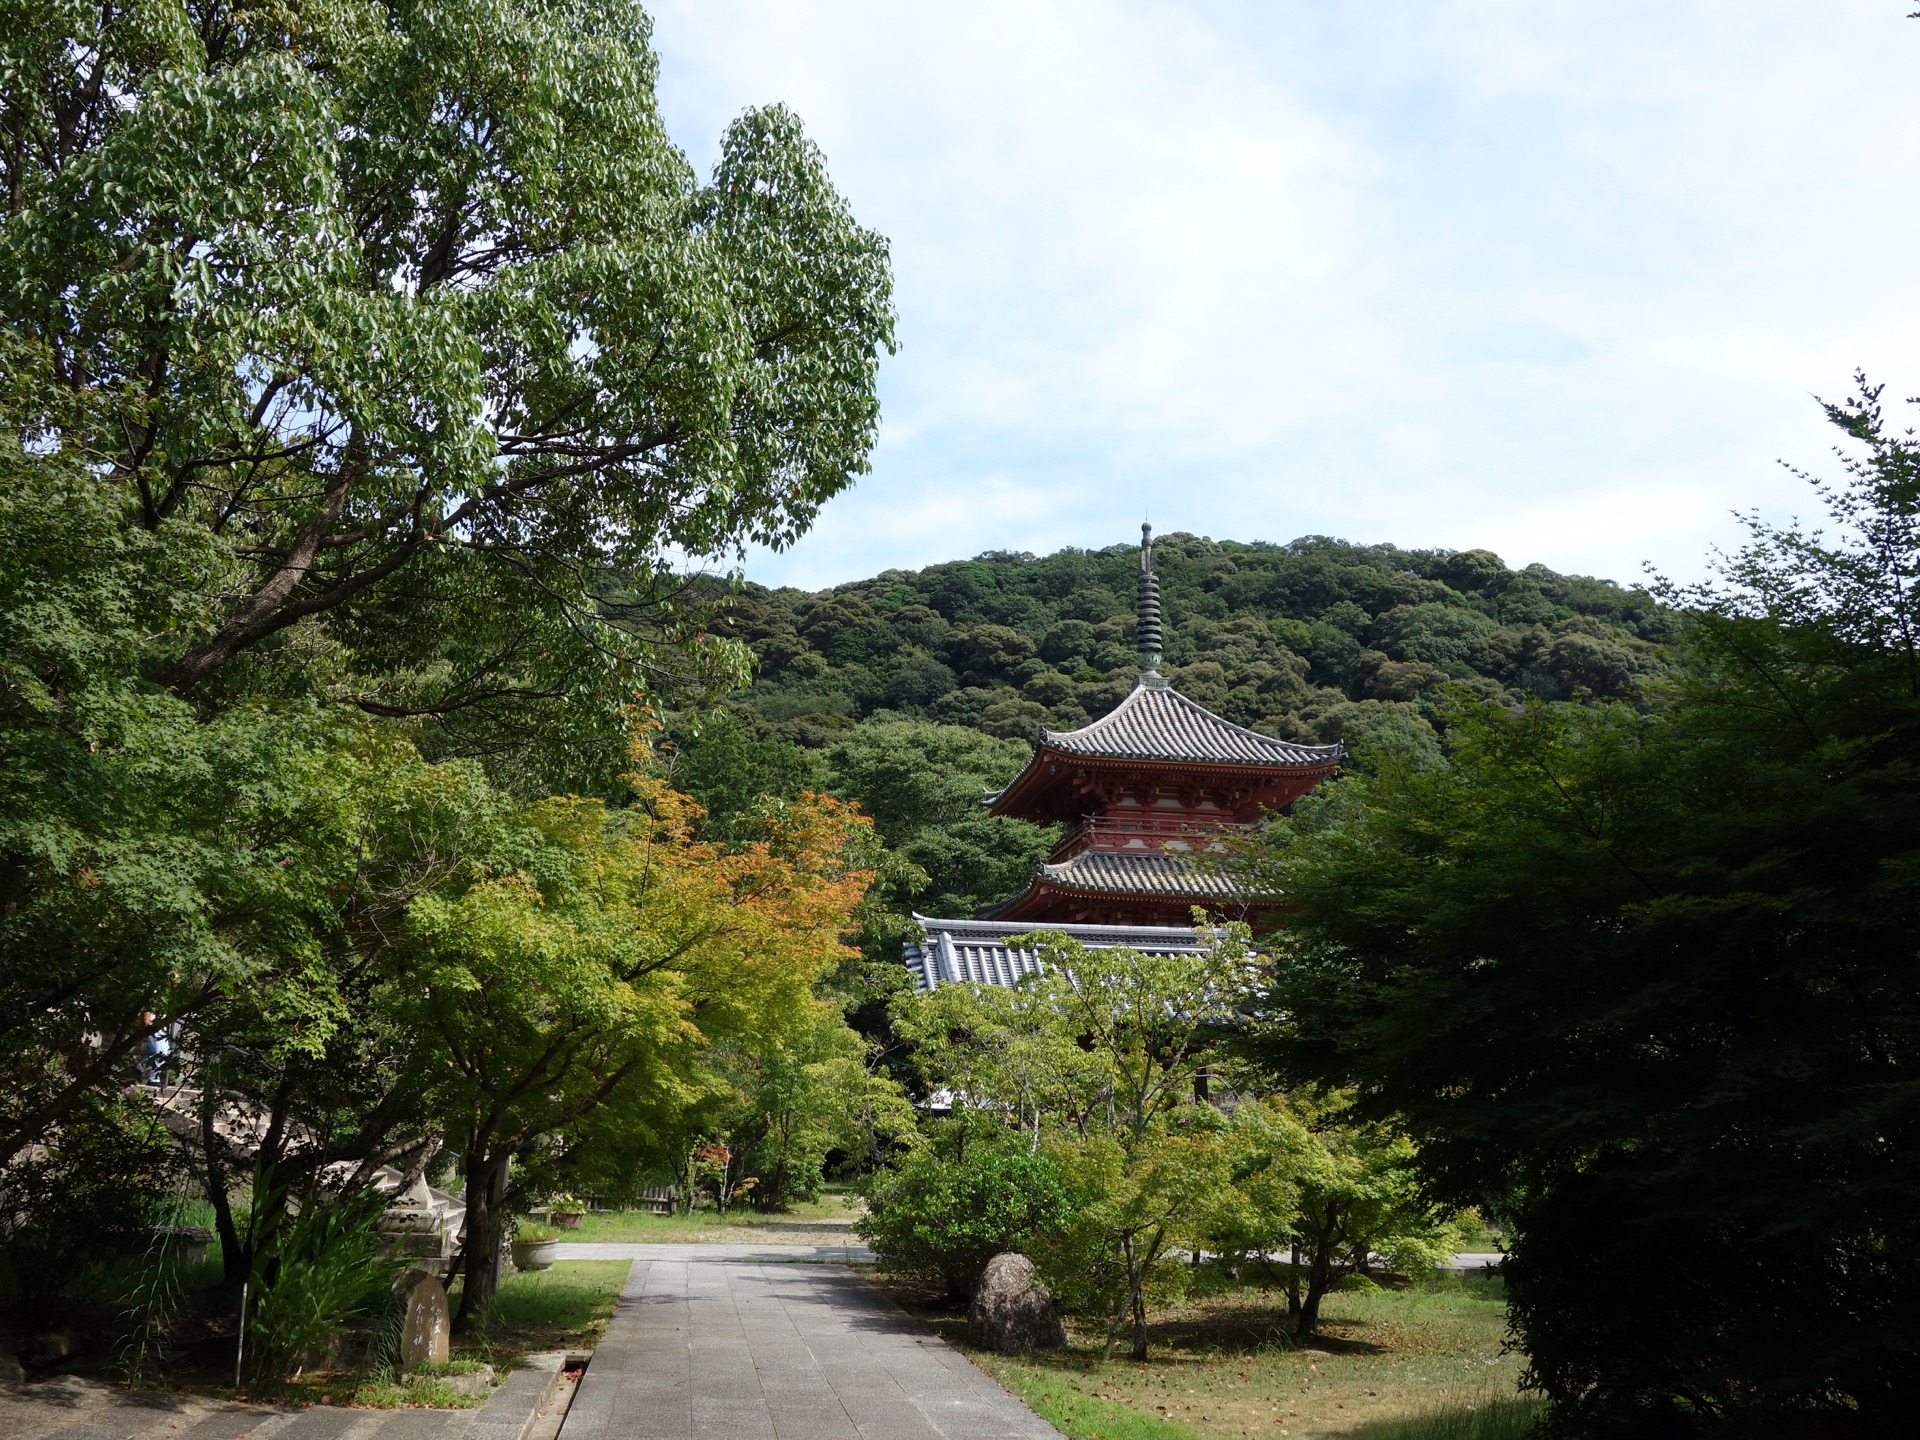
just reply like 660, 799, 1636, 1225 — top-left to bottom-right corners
858, 1121, 1077, 1296
1212, 1096, 1462, 1336
0, 1091, 184, 1306
245, 1185, 402, 1389
0, 0, 899, 1331
696, 1003, 918, 1211
2, 0, 894, 789
822, 722, 1057, 917
1249, 378, 1920, 1434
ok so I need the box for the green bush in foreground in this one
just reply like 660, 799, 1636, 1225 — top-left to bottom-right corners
245, 1187, 401, 1389
859, 1126, 1076, 1297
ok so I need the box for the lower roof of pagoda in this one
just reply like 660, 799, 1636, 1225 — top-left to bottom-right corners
979, 848, 1277, 925
905, 914, 1211, 990
1031, 848, 1247, 900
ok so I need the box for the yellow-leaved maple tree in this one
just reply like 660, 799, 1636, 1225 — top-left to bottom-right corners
404, 772, 879, 1324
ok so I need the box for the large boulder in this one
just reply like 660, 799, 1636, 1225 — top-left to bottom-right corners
966, 1252, 1066, 1354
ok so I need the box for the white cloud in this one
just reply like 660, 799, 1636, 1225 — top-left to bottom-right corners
647, 0, 1920, 591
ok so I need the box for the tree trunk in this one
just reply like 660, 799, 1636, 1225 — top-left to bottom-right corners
677, 1146, 695, 1215
1299, 1234, 1335, 1337
1124, 1235, 1150, 1361
202, 1104, 246, 1287
456, 1150, 509, 1330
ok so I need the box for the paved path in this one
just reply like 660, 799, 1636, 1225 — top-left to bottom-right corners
557, 1249, 1059, 1440
552, 1244, 874, 1267
556, 1243, 1503, 1272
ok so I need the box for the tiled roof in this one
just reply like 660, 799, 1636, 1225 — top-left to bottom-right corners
904, 914, 1209, 990
1035, 849, 1253, 898
1041, 682, 1342, 769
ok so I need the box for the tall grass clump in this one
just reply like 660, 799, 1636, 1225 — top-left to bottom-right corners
1353, 1397, 1545, 1440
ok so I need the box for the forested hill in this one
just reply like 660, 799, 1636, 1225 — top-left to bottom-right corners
720, 532, 1668, 747
661, 534, 1673, 925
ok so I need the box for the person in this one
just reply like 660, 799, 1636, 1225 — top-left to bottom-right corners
142, 1011, 171, 1086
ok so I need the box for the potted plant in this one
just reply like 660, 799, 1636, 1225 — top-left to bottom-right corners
548, 1193, 586, 1229
511, 1220, 561, 1271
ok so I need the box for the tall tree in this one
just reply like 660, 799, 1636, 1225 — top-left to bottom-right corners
2, 0, 893, 783
0, 0, 890, 1208
1250, 379, 1920, 1434
823, 720, 1056, 917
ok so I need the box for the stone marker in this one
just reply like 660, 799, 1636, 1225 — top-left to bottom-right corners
966, 1252, 1066, 1354
398, 1273, 451, 1371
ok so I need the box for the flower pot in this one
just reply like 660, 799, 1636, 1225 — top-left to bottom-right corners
511, 1238, 558, 1271
552, 1211, 584, 1230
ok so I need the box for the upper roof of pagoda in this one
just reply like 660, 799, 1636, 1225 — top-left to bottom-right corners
983, 524, 1344, 822
985, 679, 1343, 818
1033, 680, 1342, 769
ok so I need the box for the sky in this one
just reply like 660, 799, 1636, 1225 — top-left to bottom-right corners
646, 0, 1920, 594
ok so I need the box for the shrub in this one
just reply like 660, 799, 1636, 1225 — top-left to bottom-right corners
246, 1186, 401, 1388
858, 1127, 1075, 1298
0, 1091, 182, 1309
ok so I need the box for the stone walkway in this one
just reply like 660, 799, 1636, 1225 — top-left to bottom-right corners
0, 1357, 565, 1440
557, 1250, 1060, 1440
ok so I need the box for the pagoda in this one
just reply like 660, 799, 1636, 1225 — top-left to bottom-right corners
906, 525, 1343, 989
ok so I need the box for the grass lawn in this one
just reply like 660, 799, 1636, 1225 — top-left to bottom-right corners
235, 1259, 630, 1407
879, 1272, 1538, 1440
568, 1189, 862, 1246
453, 1259, 632, 1369
268, 1357, 498, 1410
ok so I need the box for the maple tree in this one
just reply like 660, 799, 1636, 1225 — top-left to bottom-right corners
402, 772, 885, 1323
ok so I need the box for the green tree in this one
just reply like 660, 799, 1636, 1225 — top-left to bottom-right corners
0, 0, 892, 1266
661, 710, 824, 839
3, 0, 893, 784
1215, 1095, 1457, 1336
824, 720, 1056, 916
893, 930, 1250, 1360
184, 732, 516, 1285
1247, 379, 1920, 1434
705, 1002, 915, 1210
404, 780, 885, 1324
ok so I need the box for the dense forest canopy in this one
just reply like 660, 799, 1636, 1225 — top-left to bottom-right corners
718, 533, 1670, 747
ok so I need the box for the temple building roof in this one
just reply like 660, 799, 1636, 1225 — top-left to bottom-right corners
1020, 682, 1342, 771
985, 680, 1343, 821
1010, 850, 1249, 904
905, 914, 1210, 990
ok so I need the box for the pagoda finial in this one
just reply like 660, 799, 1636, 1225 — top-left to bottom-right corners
1137, 522, 1167, 686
